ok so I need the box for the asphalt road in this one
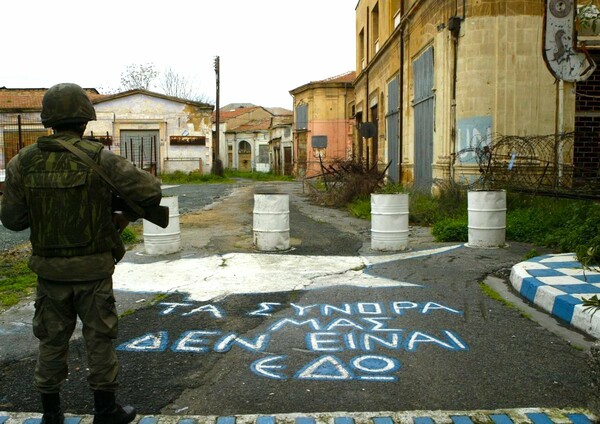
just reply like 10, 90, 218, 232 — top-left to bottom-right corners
0, 183, 237, 252
0, 181, 595, 415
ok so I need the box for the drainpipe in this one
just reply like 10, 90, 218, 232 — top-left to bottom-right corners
398, 2, 405, 182
365, 6, 370, 166
556, 79, 564, 184
449, 1, 463, 181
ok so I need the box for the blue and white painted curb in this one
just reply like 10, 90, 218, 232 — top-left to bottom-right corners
0, 408, 597, 424
510, 253, 600, 339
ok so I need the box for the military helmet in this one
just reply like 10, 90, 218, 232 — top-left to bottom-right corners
41, 83, 97, 128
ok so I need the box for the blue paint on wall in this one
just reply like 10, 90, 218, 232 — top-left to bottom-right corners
457, 116, 493, 163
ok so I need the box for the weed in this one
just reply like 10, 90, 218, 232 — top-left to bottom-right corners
520, 312, 533, 320
582, 295, 600, 317
576, 235, 600, 272
225, 170, 295, 182
151, 293, 169, 305
120, 227, 138, 244
524, 249, 539, 260
119, 309, 136, 318
479, 282, 515, 309
0, 257, 37, 308
376, 183, 404, 194
431, 218, 468, 242
347, 196, 371, 219
160, 170, 295, 185
161, 170, 231, 185
570, 344, 585, 351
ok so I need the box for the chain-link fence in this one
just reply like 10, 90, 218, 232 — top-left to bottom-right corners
454, 132, 600, 199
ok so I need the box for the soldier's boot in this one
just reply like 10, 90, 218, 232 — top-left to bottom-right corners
40, 393, 64, 424
93, 391, 136, 424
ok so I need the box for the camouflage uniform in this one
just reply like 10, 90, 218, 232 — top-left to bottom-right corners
0, 130, 162, 394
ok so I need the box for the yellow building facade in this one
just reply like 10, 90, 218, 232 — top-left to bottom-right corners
290, 72, 355, 178
354, 0, 579, 188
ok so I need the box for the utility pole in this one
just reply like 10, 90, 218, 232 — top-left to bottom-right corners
212, 55, 223, 175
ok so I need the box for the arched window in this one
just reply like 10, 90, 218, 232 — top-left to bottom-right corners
238, 140, 251, 154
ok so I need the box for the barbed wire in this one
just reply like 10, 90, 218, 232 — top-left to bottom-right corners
454, 132, 600, 199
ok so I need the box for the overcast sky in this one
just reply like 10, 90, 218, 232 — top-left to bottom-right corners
2, 0, 357, 110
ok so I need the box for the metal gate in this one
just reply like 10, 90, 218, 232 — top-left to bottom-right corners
119, 130, 159, 175
386, 75, 400, 182
413, 47, 434, 190
0, 114, 47, 170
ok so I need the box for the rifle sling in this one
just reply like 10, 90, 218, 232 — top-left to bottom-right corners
55, 138, 146, 218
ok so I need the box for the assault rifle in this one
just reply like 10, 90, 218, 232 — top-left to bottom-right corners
112, 196, 169, 228
55, 138, 170, 229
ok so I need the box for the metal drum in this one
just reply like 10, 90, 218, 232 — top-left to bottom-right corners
371, 193, 409, 251
143, 196, 181, 255
253, 194, 290, 251
467, 190, 507, 248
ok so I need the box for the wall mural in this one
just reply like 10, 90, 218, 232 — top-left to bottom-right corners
117, 300, 467, 382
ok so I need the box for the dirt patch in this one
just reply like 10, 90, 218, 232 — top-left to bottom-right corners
177, 185, 255, 253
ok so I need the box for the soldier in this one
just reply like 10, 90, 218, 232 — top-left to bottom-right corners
0, 83, 163, 424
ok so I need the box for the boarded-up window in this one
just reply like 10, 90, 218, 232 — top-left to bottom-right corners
296, 104, 308, 130
170, 136, 206, 146
258, 145, 269, 164
312, 135, 328, 148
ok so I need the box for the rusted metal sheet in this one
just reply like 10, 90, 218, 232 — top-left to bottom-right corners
169, 136, 206, 146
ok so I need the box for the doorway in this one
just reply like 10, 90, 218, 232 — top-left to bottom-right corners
412, 47, 434, 190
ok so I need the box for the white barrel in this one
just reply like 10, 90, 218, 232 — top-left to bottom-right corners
253, 194, 290, 251
467, 190, 506, 248
371, 193, 409, 251
143, 196, 181, 255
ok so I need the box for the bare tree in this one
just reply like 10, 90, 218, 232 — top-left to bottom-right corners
158, 67, 211, 103
120, 63, 158, 91
159, 67, 192, 98
115, 63, 211, 103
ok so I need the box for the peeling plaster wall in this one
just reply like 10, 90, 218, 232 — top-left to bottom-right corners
228, 130, 271, 173
292, 86, 354, 178
270, 125, 294, 175
88, 94, 213, 174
